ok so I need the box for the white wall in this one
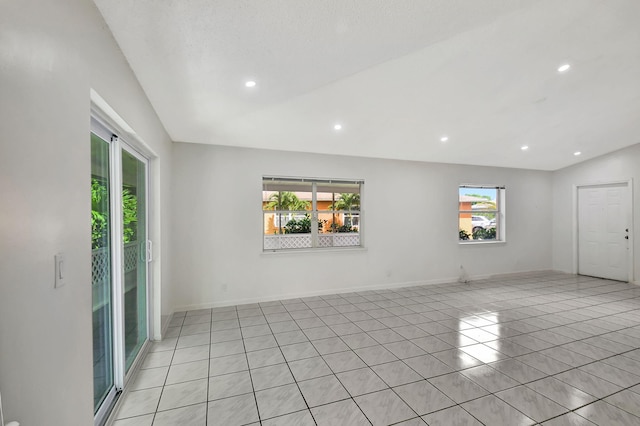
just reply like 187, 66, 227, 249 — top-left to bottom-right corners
552, 143, 640, 282
171, 143, 553, 310
0, 1, 172, 424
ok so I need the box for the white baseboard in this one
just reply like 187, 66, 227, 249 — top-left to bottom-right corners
157, 311, 175, 340
172, 269, 555, 312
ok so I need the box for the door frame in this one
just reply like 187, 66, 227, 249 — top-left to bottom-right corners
91, 109, 154, 426
572, 179, 634, 282
119, 140, 152, 383
91, 90, 160, 340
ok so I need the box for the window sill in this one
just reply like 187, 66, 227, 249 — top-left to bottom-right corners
262, 246, 367, 255
459, 240, 506, 246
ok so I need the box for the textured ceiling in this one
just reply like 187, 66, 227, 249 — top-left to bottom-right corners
94, 0, 640, 170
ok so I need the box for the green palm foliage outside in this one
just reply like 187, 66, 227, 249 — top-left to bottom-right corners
266, 191, 310, 234
266, 191, 310, 211
328, 193, 360, 211
91, 178, 138, 249
329, 193, 360, 232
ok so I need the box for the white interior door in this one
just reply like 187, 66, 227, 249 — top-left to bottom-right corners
578, 183, 629, 281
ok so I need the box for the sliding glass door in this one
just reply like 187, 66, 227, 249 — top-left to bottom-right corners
91, 130, 115, 415
91, 117, 150, 424
121, 147, 148, 372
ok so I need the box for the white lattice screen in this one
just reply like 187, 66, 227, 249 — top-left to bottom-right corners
264, 234, 359, 250
92, 242, 139, 287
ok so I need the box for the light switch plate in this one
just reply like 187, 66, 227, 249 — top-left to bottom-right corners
55, 252, 66, 288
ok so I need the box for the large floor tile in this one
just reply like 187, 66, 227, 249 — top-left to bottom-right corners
322, 350, 366, 373
496, 385, 567, 423
488, 358, 546, 384
112, 415, 153, 426
255, 383, 307, 420
541, 412, 596, 425
208, 370, 253, 401
422, 406, 483, 426
141, 351, 173, 369
354, 345, 398, 366
515, 352, 572, 375
410, 336, 453, 353
177, 333, 210, 349
262, 409, 316, 426
311, 337, 350, 355
207, 393, 259, 426
604, 389, 640, 418
383, 340, 426, 359
336, 367, 388, 396
371, 360, 423, 387
460, 364, 519, 393
298, 374, 350, 407
172, 345, 210, 365
165, 359, 209, 385
311, 399, 371, 426
526, 377, 596, 410
250, 363, 295, 391
354, 389, 416, 426
209, 339, 244, 358
432, 348, 483, 371
288, 356, 333, 381
576, 400, 640, 426
116, 388, 162, 419
280, 341, 319, 362
393, 380, 455, 415
153, 403, 206, 426
429, 372, 488, 404
246, 347, 284, 369
579, 361, 640, 388
403, 354, 454, 379
157, 378, 207, 411
208, 353, 248, 376
129, 366, 168, 391
461, 394, 535, 426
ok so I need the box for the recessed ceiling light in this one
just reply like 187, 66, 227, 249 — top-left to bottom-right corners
521, 145, 529, 151
245, 80, 257, 88
574, 151, 581, 156
440, 136, 449, 142
558, 64, 571, 73
333, 124, 342, 131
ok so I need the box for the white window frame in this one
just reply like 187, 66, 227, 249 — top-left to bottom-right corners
459, 184, 506, 244
262, 176, 364, 251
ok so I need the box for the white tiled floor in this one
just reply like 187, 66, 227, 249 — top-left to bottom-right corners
113, 272, 640, 425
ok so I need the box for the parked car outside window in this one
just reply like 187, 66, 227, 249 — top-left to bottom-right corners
471, 216, 492, 232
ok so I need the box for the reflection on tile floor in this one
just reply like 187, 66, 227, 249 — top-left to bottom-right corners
113, 272, 640, 425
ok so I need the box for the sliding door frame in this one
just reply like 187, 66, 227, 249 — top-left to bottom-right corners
120, 140, 152, 383
92, 113, 152, 426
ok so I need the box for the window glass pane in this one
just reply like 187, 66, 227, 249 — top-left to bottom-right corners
319, 184, 360, 236
459, 187, 497, 210
263, 180, 312, 209
262, 187, 312, 234
262, 181, 313, 249
459, 213, 496, 241
91, 132, 113, 412
121, 149, 147, 373
459, 186, 499, 241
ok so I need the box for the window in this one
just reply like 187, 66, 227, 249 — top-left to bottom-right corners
459, 185, 505, 242
263, 177, 363, 251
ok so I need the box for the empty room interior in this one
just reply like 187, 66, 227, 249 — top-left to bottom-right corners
2, 0, 640, 425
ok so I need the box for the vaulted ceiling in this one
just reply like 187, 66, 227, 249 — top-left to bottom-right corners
94, 0, 640, 170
